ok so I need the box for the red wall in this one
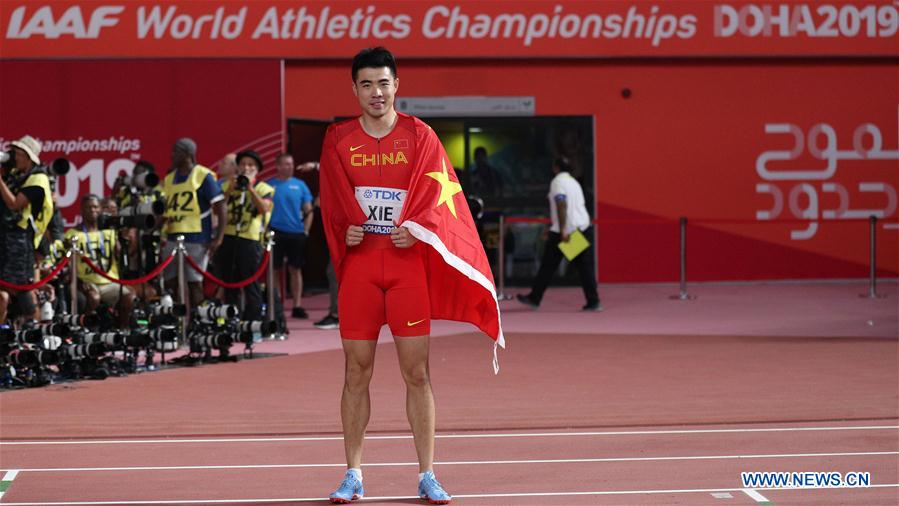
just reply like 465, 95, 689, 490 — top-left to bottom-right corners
1, 59, 284, 225
284, 59, 898, 282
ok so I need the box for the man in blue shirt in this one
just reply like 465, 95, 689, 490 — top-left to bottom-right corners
267, 153, 314, 320
160, 138, 226, 307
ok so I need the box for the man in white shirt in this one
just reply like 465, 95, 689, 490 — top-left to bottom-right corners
517, 157, 601, 311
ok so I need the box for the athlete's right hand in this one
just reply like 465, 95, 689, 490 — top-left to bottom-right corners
346, 225, 364, 246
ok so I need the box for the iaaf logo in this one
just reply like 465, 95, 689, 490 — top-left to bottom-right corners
5, 5, 124, 39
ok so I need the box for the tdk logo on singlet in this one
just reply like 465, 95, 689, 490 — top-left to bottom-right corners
351, 151, 408, 167
363, 189, 403, 201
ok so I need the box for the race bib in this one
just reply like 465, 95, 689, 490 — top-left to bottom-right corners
355, 186, 407, 234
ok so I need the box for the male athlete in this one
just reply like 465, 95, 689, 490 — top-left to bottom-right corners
320, 47, 457, 504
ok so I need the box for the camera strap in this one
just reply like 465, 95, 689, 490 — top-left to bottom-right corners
83, 224, 107, 260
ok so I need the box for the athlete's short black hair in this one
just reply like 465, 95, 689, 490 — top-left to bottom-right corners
352, 47, 397, 82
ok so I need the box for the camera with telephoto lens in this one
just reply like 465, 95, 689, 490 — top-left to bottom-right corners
151, 303, 186, 318
195, 304, 239, 322
193, 332, 233, 350
119, 171, 159, 190
61, 342, 107, 360
84, 331, 124, 348
6, 347, 39, 368
237, 320, 277, 336
32, 322, 71, 339
235, 174, 250, 190
97, 213, 156, 230
34, 348, 60, 366
55, 313, 100, 329
0, 150, 14, 171
119, 198, 165, 217
46, 158, 71, 176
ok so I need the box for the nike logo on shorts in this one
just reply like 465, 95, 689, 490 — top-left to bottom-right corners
350, 144, 366, 152
406, 319, 426, 327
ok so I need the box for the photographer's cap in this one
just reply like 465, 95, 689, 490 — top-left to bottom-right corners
236, 150, 263, 170
11, 135, 41, 165
174, 138, 197, 158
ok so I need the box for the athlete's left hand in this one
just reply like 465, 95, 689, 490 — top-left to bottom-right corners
391, 226, 417, 248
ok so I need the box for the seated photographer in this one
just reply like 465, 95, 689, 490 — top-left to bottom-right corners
64, 194, 134, 328
215, 150, 274, 322
0, 135, 54, 323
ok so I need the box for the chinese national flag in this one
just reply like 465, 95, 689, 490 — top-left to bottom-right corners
320, 118, 505, 372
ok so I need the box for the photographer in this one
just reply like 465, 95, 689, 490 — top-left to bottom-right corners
160, 138, 226, 308
0, 135, 54, 323
215, 150, 274, 322
64, 194, 134, 328
113, 160, 164, 297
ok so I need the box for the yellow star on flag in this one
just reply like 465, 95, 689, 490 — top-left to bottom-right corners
426, 158, 463, 218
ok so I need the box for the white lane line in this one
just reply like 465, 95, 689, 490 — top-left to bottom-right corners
0, 484, 896, 505
2, 425, 896, 445
2, 450, 895, 473
743, 488, 771, 502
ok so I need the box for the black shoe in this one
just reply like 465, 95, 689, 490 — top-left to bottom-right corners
291, 307, 308, 319
582, 302, 603, 312
314, 314, 339, 330
516, 294, 539, 309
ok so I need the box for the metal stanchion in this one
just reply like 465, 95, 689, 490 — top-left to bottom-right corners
496, 215, 512, 300
670, 216, 696, 300
69, 245, 79, 317
176, 235, 188, 343
266, 231, 277, 336
860, 215, 884, 299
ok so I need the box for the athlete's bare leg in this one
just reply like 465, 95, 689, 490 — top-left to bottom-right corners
394, 335, 435, 472
341, 339, 378, 469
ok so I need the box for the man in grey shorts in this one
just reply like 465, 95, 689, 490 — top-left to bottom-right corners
160, 138, 226, 307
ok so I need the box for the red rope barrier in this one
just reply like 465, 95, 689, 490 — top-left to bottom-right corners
0, 256, 70, 291
184, 250, 270, 289
80, 253, 175, 286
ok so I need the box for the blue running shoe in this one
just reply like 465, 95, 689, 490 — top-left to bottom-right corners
418, 471, 452, 504
329, 471, 364, 504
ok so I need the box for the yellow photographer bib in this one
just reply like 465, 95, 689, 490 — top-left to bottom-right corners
162, 165, 214, 235
65, 228, 119, 285
222, 180, 274, 242
16, 170, 54, 248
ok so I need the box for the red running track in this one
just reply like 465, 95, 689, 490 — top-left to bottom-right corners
1, 328, 898, 504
